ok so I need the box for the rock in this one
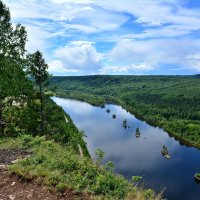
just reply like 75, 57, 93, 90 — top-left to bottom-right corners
0, 165, 7, 170
8, 195, 15, 200
11, 159, 20, 164
11, 182, 15, 186
27, 193, 33, 198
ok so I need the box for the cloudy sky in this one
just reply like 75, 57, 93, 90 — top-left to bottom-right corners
4, 0, 200, 75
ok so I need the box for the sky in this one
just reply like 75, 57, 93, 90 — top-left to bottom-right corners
4, 0, 200, 75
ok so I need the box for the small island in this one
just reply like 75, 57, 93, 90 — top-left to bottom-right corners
135, 127, 141, 138
112, 114, 116, 119
161, 145, 170, 159
123, 119, 127, 128
194, 173, 200, 182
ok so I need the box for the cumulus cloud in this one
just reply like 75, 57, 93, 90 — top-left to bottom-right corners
108, 38, 200, 72
100, 64, 154, 74
50, 41, 103, 74
48, 60, 78, 75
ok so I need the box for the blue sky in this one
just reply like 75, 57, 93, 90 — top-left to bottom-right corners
4, 0, 200, 75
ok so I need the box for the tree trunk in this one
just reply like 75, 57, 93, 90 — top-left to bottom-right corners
39, 84, 45, 135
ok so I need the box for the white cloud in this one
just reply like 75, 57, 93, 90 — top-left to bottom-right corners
95, 0, 200, 37
5, 0, 129, 34
186, 54, 200, 72
108, 38, 200, 72
100, 64, 154, 74
133, 64, 154, 71
48, 60, 78, 75
51, 41, 103, 74
65, 24, 98, 34
26, 25, 51, 52
5, 0, 200, 39
49, 0, 94, 4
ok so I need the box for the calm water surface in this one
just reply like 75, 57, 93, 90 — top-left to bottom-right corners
52, 97, 200, 200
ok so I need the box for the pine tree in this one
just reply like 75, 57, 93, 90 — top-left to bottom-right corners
27, 51, 49, 134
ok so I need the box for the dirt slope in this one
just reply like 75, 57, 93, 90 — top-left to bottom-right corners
0, 149, 90, 200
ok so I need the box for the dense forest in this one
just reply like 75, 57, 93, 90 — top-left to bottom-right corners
0, 1, 160, 199
49, 75, 200, 147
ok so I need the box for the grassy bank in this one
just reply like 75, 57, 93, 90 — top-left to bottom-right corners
0, 135, 162, 200
45, 97, 90, 156
48, 75, 200, 148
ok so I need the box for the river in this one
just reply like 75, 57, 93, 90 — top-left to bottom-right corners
52, 97, 200, 200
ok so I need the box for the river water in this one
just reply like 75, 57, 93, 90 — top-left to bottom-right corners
52, 97, 200, 200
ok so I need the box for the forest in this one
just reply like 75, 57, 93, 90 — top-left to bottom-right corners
49, 75, 200, 147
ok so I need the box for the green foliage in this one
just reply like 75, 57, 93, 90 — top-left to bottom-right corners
27, 51, 49, 87
0, 0, 30, 134
132, 176, 142, 183
143, 189, 155, 200
48, 75, 200, 147
105, 161, 115, 173
194, 172, 200, 180
95, 148, 105, 166
27, 50, 50, 134
0, 135, 159, 199
1, 95, 89, 156
56, 183, 67, 193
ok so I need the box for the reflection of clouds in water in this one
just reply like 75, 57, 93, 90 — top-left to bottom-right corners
100, 136, 172, 172
52, 97, 94, 115
107, 104, 138, 123
77, 108, 180, 172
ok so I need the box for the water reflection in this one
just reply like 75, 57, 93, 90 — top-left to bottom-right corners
52, 97, 200, 200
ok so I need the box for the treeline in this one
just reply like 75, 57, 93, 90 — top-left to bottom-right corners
49, 75, 200, 147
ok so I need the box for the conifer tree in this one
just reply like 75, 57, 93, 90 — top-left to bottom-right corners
27, 51, 49, 134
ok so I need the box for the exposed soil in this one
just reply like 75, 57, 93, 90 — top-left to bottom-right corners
0, 149, 91, 200
0, 149, 32, 164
